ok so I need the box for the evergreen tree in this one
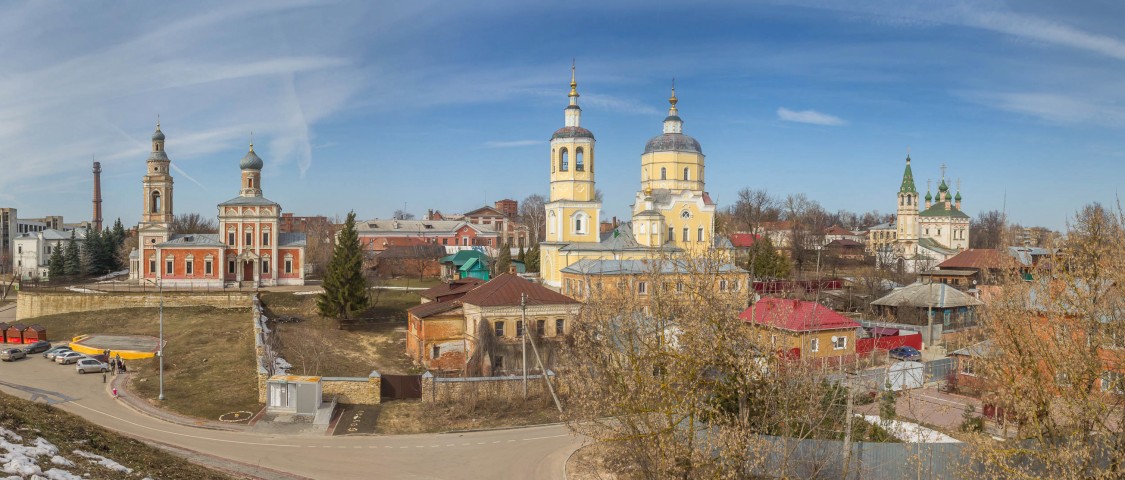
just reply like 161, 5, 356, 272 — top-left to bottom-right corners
83, 228, 112, 276
317, 211, 369, 321
517, 244, 525, 264
63, 234, 82, 276
47, 244, 65, 280
525, 243, 540, 272
744, 236, 790, 279
496, 242, 512, 275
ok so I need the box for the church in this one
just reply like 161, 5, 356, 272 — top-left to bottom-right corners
538, 67, 734, 289
890, 155, 970, 273
128, 123, 307, 287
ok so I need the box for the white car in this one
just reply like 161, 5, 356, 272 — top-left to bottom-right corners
54, 351, 85, 365
75, 358, 110, 374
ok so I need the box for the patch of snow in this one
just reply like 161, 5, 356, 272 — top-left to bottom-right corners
0, 436, 59, 477
0, 429, 22, 442
860, 415, 961, 443
292, 289, 323, 296
64, 286, 104, 295
42, 468, 84, 480
72, 450, 133, 474
50, 456, 74, 467
274, 358, 292, 372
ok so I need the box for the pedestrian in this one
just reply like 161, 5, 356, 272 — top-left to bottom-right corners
111, 358, 117, 375
112, 387, 118, 398
102, 371, 107, 383
119, 361, 126, 373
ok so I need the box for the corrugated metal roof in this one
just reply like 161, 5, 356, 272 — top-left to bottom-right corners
871, 281, 984, 308
218, 196, 279, 207
740, 297, 860, 333
407, 300, 463, 319
559, 258, 746, 276
937, 249, 1017, 269
458, 273, 579, 307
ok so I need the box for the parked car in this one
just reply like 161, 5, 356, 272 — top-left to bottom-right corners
75, 359, 110, 374
42, 345, 72, 358
23, 341, 51, 354
54, 351, 86, 365
46, 348, 73, 361
1, 348, 27, 361
889, 346, 922, 362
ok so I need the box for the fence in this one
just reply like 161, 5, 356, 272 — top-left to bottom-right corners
924, 357, 956, 383
19, 280, 261, 294
420, 371, 557, 404
747, 435, 970, 479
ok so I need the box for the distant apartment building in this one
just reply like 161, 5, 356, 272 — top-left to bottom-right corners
427, 199, 530, 248
13, 228, 89, 280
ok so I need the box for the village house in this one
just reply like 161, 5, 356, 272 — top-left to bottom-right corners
739, 297, 860, 361
460, 200, 530, 248
406, 274, 581, 375
920, 248, 1022, 290
870, 281, 983, 347
558, 258, 748, 304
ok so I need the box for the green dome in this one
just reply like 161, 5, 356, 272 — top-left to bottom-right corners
955, 191, 962, 201
925, 191, 933, 201
938, 179, 949, 192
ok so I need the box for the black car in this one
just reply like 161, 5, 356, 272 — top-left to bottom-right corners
23, 341, 52, 354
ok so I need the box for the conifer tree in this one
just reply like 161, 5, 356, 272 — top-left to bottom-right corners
47, 244, 65, 280
496, 242, 512, 275
517, 244, 525, 264
525, 243, 540, 272
63, 234, 82, 276
317, 211, 369, 321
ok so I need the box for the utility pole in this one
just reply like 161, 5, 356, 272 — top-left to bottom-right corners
158, 279, 165, 401
521, 293, 528, 398
842, 376, 854, 476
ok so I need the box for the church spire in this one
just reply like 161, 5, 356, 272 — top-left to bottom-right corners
663, 79, 683, 134
564, 61, 582, 127
568, 59, 579, 105
899, 154, 917, 194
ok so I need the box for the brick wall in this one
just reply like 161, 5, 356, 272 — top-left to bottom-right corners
16, 291, 252, 320
321, 373, 382, 405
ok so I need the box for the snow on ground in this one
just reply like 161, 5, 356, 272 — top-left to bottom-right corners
860, 415, 961, 443
64, 286, 104, 294
0, 426, 132, 479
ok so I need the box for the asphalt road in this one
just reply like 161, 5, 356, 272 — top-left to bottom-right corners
0, 351, 584, 479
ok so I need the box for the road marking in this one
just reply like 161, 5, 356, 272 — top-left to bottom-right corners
913, 393, 969, 409
68, 402, 305, 448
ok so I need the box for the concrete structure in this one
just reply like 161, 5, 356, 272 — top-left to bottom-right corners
16, 290, 252, 320
12, 228, 87, 280
129, 124, 306, 287
539, 68, 731, 288
92, 160, 103, 232
0, 208, 15, 274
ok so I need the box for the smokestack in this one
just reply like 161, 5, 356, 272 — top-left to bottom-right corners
92, 160, 103, 232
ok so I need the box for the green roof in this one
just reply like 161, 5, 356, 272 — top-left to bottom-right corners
439, 249, 490, 267
920, 202, 970, 219
899, 156, 917, 194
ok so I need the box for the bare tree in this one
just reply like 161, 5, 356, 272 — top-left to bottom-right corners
519, 194, 547, 244
280, 327, 330, 376
303, 217, 336, 277
393, 209, 415, 220
970, 210, 1005, 249
171, 213, 218, 234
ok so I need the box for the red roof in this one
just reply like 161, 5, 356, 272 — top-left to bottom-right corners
823, 225, 854, 236
937, 249, 1017, 270
739, 297, 860, 333
729, 233, 760, 248
407, 300, 463, 319
419, 278, 486, 302
458, 273, 579, 307
826, 238, 865, 248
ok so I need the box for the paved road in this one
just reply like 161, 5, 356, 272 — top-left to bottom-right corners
0, 354, 583, 479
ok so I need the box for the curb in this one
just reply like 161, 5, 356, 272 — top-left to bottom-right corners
109, 374, 250, 432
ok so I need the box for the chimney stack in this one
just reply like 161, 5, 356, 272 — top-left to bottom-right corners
92, 160, 103, 232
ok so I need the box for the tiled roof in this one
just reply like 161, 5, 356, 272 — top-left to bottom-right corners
740, 297, 860, 333
458, 273, 579, 307
407, 301, 463, 319
937, 249, 1017, 270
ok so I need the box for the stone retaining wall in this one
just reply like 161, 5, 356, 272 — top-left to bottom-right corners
17, 290, 252, 320
420, 371, 557, 403
321, 373, 382, 405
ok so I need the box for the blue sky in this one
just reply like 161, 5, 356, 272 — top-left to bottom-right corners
1, 0, 1122, 231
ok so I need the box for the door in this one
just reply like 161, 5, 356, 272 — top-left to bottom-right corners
243, 261, 254, 281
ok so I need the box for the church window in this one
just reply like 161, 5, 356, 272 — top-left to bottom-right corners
262, 260, 270, 274
560, 148, 569, 171
668, 227, 674, 242
228, 232, 236, 245
432, 345, 440, 359
284, 254, 293, 274
205, 258, 213, 275
461, 237, 468, 246
165, 258, 174, 275
151, 191, 162, 213
684, 167, 690, 180
575, 148, 584, 171
185, 257, 194, 275
228, 260, 236, 274
245, 232, 253, 246
698, 227, 704, 242
938, 229, 941, 236
639, 223, 646, 234
494, 321, 505, 337
573, 212, 588, 234
660, 167, 666, 180
149, 257, 156, 275
907, 196, 912, 206
262, 231, 270, 246
682, 228, 688, 242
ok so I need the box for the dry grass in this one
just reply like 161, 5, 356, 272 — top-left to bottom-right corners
28, 305, 259, 421
566, 443, 620, 480
369, 397, 561, 434
260, 291, 424, 376
0, 391, 233, 479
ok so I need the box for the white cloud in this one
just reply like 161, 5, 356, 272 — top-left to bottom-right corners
776, 107, 847, 126
957, 91, 1125, 126
484, 140, 543, 148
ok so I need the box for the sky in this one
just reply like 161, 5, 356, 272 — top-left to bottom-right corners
1, 0, 1123, 231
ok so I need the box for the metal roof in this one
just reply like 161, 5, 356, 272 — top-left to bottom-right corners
157, 233, 224, 247
871, 281, 984, 308
559, 258, 746, 276
218, 196, 279, 207
457, 273, 579, 307
644, 132, 702, 154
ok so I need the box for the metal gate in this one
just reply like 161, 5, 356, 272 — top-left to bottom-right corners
924, 357, 956, 383
887, 361, 924, 391
380, 374, 422, 400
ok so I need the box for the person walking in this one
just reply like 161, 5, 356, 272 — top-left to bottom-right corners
112, 387, 118, 398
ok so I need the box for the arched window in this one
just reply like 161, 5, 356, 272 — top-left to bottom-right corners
575, 148, 584, 171
683, 167, 690, 180
573, 211, 589, 235
560, 148, 569, 171
151, 191, 161, 213
660, 167, 666, 180
248, 178, 254, 189
907, 195, 912, 206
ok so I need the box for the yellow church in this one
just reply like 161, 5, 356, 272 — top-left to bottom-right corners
539, 67, 732, 289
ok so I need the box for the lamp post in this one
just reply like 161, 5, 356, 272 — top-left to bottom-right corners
158, 279, 165, 401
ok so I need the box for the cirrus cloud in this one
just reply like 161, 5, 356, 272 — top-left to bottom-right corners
776, 107, 848, 126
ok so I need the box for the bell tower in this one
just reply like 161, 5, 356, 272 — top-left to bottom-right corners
896, 154, 919, 249
141, 121, 174, 227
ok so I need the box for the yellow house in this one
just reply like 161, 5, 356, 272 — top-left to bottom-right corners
559, 258, 748, 304
540, 68, 724, 288
739, 297, 860, 361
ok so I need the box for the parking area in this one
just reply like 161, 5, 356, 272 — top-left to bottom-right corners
0, 343, 119, 401
331, 405, 379, 435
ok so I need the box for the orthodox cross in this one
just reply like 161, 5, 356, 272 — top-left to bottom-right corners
940, 163, 947, 181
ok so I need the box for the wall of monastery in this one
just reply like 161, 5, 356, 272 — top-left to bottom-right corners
17, 290, 253, 320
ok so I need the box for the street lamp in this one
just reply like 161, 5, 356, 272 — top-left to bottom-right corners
158, 278, 165, 401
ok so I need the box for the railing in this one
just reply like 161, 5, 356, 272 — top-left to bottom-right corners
17, 279, 260, 294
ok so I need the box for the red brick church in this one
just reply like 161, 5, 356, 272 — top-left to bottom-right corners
129, 123, 306, 287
